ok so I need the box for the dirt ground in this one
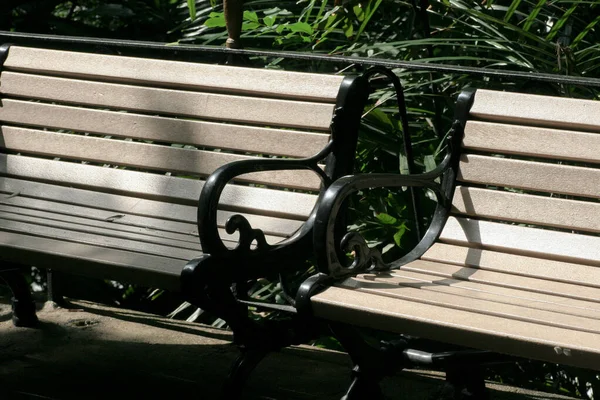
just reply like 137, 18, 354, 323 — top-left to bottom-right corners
0, 299, 577, 400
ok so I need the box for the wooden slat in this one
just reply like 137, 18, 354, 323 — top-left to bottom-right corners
4, 46, 344, 102
422, 243, 600, 289
338, 276, 600, 334
0, 72, 335, 130
398, 259, 600, 303
0, 217, 200, 260
470, 89, 600, 133
439, 217, 600, 267
452, 186, 600, 233
463, 120, 600, 164
458, 154, 600, 199
0, 230, 182, 291
0, 127, 322, 190
0, 155, 318, 220
0, 209, 203, 251
0, 99, 329, 158
0, 204, 199, 245
311, 287, 600, 370
0, 192, 301, 237
352, 271, 600, 319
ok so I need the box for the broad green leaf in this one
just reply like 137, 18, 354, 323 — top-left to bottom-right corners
393, 225, 407, 247
263, 15, 276, 27
243, 10, 259, 23
376, 213, 398, 225
204, 12, 225, 27
288, 22, 313, 34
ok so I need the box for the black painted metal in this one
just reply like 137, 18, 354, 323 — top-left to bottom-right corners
0, 43, 11, 69
2, 31, 600, 88
311, 89, 474, 279
363, 66, 422, 239
0, 264, 38, 327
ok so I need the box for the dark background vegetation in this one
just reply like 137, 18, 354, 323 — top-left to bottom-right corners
2, 0, 599, 398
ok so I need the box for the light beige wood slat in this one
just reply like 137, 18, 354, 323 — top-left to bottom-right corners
0, 230, 182, 291
0, 206, 283, 248
352, 271, 600, 320
452, 186, 600, 233
0, 155, 318, 220
0, 99, 329, 158
0, 193, 301, 237
0, 217, 200, 260
422, 243, 600, 288
312, 287, 600, 370
439, 217, 600, 267
463, 121, 600, 164
458, 154, 600, 199
470, 89, 600, 133
0, 204, 199, 245
4, 46, 344, 102
338, 276, 600, 334
0, 127, 322, 190
396, 259, 600, 303
0, 72, 335, 130
0, 209, 203, 251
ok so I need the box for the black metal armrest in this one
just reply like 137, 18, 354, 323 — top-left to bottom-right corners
313, 149, 457, 279
197, 143, 334, 262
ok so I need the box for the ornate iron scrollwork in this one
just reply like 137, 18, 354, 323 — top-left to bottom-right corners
340, 232, 387, 274
225, 214, 272, 256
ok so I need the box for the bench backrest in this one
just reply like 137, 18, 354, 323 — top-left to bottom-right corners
422, 89, 600, 291
0, 45, 365, 244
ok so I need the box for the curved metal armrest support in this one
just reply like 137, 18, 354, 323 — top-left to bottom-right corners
198, 142, 334, 259
314, 150, 456, 279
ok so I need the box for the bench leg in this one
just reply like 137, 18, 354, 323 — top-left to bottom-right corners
441, 365, 489, 400
47, 268, 67, 307
342, 365, 384, 400
220, 348, 269, 400
0, 264, 38, 327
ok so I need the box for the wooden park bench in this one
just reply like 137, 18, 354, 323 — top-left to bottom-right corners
0, 39, 369, 333
298, 88, 600, 398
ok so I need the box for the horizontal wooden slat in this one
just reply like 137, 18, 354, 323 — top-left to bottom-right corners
0, 217, 200, 261
398, 259, 600, 303
0, 209, 203, 251
0, 100, 329, 158
422, 243, 600, 289
339, 275, 600, 334
463, 120, 600, 164
4, 46, 344, 102
0, 229, 182, 291
354, 270, 600, 319
311, 287, 600, 370
0, 155, 318, 220
470, 89, 600, 133
458, 154, 600, 199
0, 203, 199, 244
0, 191, 302, 237
439, 217, 600, 267
452, 186, 600, 233
0, 127, 322, 190
0, 72, 334, 130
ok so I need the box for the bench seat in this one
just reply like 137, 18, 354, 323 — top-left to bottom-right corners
308, 89, 600, 372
